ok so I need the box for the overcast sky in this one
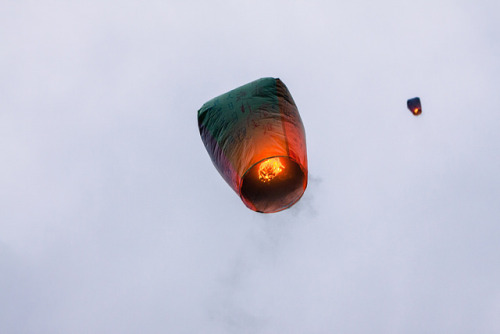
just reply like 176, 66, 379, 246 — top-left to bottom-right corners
1, 1, 500, 333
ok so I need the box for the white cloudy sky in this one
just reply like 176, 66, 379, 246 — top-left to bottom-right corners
1, 1, 500, 333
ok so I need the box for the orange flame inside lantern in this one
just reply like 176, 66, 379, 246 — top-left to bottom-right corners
258, 157, 285, 182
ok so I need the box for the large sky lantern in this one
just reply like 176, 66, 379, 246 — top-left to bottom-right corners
198, 77, 308, 213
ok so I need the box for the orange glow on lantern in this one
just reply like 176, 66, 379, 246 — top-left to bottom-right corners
258, 157, 285, 182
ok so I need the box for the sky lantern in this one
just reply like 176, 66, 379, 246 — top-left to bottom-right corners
198, 77, 308, 213
407, 97, 422, 116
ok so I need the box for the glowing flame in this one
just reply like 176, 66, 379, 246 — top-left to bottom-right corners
258, 157, 285, 182
413, 108, 420, 115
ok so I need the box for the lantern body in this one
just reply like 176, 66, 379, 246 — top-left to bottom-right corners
198, 77, 308, 213
407, 97, 422, 116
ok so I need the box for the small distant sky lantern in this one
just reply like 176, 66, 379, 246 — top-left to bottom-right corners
198, 78, 308, 213
407, 97, 422, 116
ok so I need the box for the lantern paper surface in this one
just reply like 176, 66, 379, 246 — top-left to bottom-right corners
198, 78, 308, 213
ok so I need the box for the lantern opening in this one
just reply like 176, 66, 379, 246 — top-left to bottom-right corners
240, 156, 307, 213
